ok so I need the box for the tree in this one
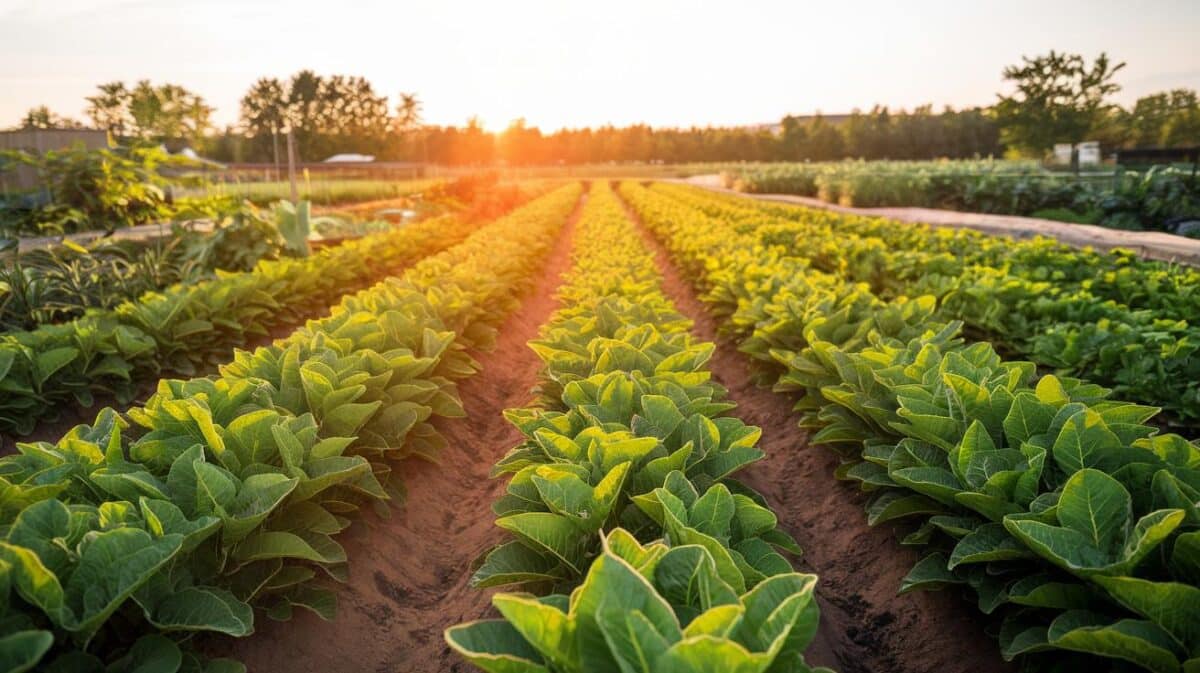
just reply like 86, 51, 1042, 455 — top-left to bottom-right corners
1126, 89, 1200, 148
86, 82, 131, 134
498, 118, 544, 165
1161, 92, 1200, 148
140, 83, 212, 145
778, 115, 808, 160
392, 92, 425, 162
994, 51, 1126, 156
248, 70, 392, 160
239, 77, 287, 170
394, 92, 422, 131
240, 78, 287, 136
804, 115, 845, 160
84, 80, 211, 146
19, 106, 82, 129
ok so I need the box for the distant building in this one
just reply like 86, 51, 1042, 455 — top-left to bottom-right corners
323, 153, 376, 163
0, 128, 109, 191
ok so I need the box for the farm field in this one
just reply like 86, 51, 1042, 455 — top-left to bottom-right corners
722, 160, 1200, 235
3, 176, 1199, 673
185, 178, 441, 207
4, 7, 1200, 671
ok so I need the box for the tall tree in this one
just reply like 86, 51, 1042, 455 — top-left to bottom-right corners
804, 115, 845, 160
84, 80, 211, 146
392, 92, 425, 161
394, 92, 423, 131
239, 77, 287, 168
1126, 89, 1200, 148
498, 118, 544, 165
85, 81, 131, 135
994, 51, 1125, 156
285, 70, 324, 159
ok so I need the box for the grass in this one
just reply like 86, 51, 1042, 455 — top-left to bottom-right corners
182, 178, 440, 206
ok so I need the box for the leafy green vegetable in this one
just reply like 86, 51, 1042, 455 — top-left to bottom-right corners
0, 185, 583, 670
621, 179, 1200, 672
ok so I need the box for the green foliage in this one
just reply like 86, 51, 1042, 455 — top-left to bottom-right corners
994, 51, 1126, 156
0, 202, 304, 332
1125, 89, 1200, 148
645, 182, 1200, 425
448, 183, 823, 673
623, 179, 1200, 672
0, 210, 480, 436
0, 184, 581, 670
449, 531, 827, 673
189, 178, 437, 208
86, 80, 213, 146
269, 201, 316, 257
0, 145, 214, 237
725, 159, 1200, 233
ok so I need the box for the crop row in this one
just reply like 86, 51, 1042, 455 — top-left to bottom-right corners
621, 181, 1200, 673
446, 182, 832, 673
0, 184, 581, 672
723, 161, 1200, 233
651, 183, 1200, 427
0, 213, 481, 438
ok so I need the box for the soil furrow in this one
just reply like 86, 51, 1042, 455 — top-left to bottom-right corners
206, 193, 585, 673
616, 185, 1012, 673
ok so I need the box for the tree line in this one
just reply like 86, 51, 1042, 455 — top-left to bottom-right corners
12, 53, 1200, 166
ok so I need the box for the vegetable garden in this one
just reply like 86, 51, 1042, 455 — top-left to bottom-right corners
1, 175, 1198, 673
723, 160, 1200, 235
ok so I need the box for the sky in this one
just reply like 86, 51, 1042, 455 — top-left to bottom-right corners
1, 0, 1198, 132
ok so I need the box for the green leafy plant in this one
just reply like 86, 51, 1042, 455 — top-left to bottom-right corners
0, 210, 480, 436
0, 184, 583, 671
0, 145, 215, 237
448, 182, 826, 673
621, 179, 1200, 672
724, 160, 1200, 233
449, 530, 824, 673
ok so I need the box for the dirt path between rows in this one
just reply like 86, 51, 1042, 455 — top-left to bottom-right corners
616, 186, 1012, 673
207, 193, 584, 673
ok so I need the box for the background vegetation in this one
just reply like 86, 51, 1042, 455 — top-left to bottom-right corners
12, 53, 1199, 167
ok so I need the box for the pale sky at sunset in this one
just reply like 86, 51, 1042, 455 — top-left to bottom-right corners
2, 0, 1198, 131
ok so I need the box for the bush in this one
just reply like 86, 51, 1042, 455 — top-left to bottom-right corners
0, 145, 207, 237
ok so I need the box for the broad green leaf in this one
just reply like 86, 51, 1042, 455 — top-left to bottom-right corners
948, 523, 1033, 569
233, 531, 343, 565
596, 605, 673, 673
1093, 576, 1200, 653
140, 585, 254, 637
472, 541, 567, 588
34, 347, 79, 388
65, 528, 185, 639
0, 630, 52, 673
899, 553, 962, 593
444, 620, 550, 673
496, 513, 589, 575
1051, 410, 1124, 476
1048, 610, 1182, 673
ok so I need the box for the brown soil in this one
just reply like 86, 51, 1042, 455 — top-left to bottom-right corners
617, 187, 1013, 673
205, 193, 584, 673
